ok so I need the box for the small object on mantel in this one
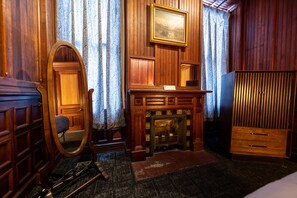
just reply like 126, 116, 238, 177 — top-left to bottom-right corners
163, 85, 176, 90
186, 80, 199, 86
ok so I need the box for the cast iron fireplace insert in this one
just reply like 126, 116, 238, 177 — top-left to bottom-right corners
150, 114, 187, 155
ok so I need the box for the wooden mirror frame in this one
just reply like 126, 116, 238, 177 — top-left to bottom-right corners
47, 41, 90, 158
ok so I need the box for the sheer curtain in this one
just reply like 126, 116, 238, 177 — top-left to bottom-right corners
202, 6, 230, 121
56, 0, 125, 129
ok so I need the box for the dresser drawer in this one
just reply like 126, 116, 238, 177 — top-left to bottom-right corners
230, 127, 288, 157
231, 127, 287, 142
231, 139, 287, 157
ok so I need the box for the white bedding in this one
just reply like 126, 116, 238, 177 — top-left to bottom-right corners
245, 171, 297, 198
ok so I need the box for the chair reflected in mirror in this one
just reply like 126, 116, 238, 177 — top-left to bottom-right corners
55, 115, 69, 143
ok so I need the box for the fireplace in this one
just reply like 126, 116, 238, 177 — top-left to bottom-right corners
128, 89, 209, 161
150, 114, 187, 155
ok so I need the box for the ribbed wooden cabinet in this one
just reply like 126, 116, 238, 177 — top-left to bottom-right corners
220, 71, 297, 158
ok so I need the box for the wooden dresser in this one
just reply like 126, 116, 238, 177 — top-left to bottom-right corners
219, 71, 297, 158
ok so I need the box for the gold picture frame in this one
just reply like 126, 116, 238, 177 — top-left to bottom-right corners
150, 3, 188, 47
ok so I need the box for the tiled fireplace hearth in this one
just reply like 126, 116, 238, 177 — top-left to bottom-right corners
128, 89, 210, 161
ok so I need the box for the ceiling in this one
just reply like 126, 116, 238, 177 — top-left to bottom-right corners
202, 0, 239, 12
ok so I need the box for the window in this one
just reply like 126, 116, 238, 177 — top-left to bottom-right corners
56, 0, 125, 129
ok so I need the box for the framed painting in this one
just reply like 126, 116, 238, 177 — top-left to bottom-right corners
150, 3, 188, 47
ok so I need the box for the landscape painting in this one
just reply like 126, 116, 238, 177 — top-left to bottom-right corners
150, 3, 188, 47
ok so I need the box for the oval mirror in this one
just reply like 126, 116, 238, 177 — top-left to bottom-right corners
47, 41, 90, 158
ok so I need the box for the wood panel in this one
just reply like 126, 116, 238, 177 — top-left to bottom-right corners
155, 45, 179, 85
229, 0, 297, 71
0, 0, 55, 196
130, 58, 155, 86
1, 0, 40, 81
0, 81, 45, 196
126, 0, 154, 58
275, 0, 297, 70
179, 0, 202, 64
244, 0, 276, 70
0, 109, 13, 198
229, 1, 243, 71
126, 0, 203, 88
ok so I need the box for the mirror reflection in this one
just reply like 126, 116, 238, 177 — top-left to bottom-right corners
48, 42, 88, 155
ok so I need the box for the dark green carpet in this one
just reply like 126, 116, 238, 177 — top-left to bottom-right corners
31, 123, 297, 198
45, 150, 297, 198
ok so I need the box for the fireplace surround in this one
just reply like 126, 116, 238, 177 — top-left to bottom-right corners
128, 88, 210, 161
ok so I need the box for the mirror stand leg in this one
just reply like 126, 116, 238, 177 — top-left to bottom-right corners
93, 161, 109, 181
36, 160, 107, 198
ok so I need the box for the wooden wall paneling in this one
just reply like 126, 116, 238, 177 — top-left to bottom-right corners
1, 0, 55, 81
16, 154, 31, 185
244, 0, 275, 70
229, 0, 296, 71
0, 0, 55, 196
14, 107, 30, 131
179, 0, 202, 64
30, 103, 44, 169
1, 0, 13, 77
154, 0, 181, 87
13, 106, 32, 186
0, 109, 14, 198
126, 0, 154, 57
0, 169, 14, 198
126, 0, 203, 88
130, 58, 155, 86
126, 0, 155, 89
155, 0, 178, 8
31, 124, 44, 169
1, 0, 41, 82
0, 80, 47, 195
155, 45, 179, 86
0, 1, 5, 76
275, 0, 297, 70
19, 0, 40, 81
229, 1, 243, 71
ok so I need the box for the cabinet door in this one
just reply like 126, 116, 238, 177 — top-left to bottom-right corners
259, 72, 294, 129
232, 72, 262, 127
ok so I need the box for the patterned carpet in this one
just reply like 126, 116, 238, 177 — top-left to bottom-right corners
36, 149, 297, 198
29, 123, 297, 197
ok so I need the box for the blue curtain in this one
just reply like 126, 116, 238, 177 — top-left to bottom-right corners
202, 6, 230, 121
56, 0, 125, 129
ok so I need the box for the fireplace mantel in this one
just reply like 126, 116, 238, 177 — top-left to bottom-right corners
127, 88, 211, 161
